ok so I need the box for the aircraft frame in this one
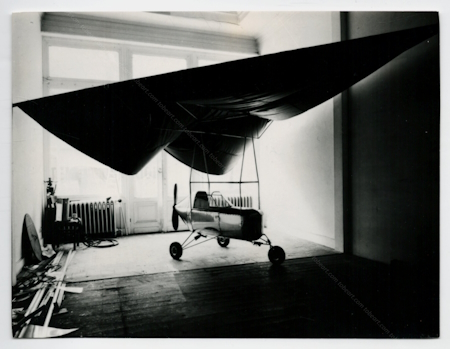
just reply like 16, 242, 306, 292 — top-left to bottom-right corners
169, 135, 286, 265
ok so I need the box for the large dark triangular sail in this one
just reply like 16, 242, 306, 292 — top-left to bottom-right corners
14, 24, 438, 175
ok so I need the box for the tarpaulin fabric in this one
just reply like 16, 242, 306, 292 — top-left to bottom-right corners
14, 24, 438, 175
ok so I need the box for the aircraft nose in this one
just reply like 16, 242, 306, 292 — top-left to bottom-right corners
174, 196, 190, 223
175, 203, 188, 222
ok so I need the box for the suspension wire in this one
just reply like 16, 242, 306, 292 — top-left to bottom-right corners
201, 134, 210, 195
239, 137, 246, 211
251, 136, 261, 210
189, 148, 196, 211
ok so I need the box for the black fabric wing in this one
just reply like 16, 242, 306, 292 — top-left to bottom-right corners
14, 24, 438, 175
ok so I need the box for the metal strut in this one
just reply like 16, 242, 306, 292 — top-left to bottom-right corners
183, 236, 217, 250
181, 231, 217, 250
252, 234, 272, 247
181, 231, 196, 247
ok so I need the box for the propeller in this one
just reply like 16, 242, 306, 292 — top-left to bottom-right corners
172, 183, 179, 231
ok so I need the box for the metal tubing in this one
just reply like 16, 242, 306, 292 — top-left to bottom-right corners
183, 236, 217, 250
189, 148, 196, 211
176, 102, 198, 120
189, 181, 259, 184
181, 231, 196, 247
239, 137, 246, 211
201, 134, 210, 194
252, 137, 261, 210
148, 128, 257, 140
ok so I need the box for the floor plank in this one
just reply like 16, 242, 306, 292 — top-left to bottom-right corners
50, 254, 438, 338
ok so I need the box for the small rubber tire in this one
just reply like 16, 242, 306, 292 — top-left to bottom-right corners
170, 242, 183, 260
217, 236, 230, 247
268, 246, 285, 265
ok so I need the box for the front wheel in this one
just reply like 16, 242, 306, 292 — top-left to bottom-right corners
170, 242, 183, 260
268, 246, 285, 265
217, 236, 230, 247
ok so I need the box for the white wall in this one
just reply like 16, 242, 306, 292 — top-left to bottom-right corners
241, 12, 342, 249
12, 13, 44, 283
241, 12, 335, 54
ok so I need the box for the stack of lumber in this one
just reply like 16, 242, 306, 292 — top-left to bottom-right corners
12, 250, 82, 338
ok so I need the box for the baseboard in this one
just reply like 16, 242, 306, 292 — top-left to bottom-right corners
297, 231, 336, 250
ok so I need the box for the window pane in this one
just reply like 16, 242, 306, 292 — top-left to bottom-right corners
132, 54, 187, 79
49, 135, 122, 198
166, 154, 190, 201
198, 57, 238, 67
47, 80, 108, 96
198, 59, 221, 67
47, 87, 74, 96
46, 84, 122, 198
49, 46, 119, 81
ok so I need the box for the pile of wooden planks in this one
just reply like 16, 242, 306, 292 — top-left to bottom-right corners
12, 249, 82, 338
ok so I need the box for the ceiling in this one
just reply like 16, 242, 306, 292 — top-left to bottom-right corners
149, 11, 248, 25
70, 11, 251, 37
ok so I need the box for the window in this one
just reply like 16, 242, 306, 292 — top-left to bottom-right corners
43, 35, 252, 201
133, 153, 161, 199
198, 59, 222, 67
48, 46, 120, 81
48, 134, 122, 197
198, 57, 239, 67
44, 39, 124, 198
132, 54, 187, 78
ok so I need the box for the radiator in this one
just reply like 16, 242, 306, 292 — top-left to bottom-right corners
69, 200, 116, 238
226, 196, 253, 208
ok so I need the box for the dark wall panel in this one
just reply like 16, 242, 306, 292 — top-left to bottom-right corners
347, 13, 439, 272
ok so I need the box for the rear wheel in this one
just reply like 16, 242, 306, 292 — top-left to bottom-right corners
268, 246, 285, 265
217, 236, 230, 247
169, 242, 183, 260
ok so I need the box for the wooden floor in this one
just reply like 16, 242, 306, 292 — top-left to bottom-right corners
50, 254, 439, 338
62, 232, 336, 283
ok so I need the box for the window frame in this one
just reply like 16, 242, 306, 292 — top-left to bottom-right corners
42, 34, 254, 200
43, 35, 251, 89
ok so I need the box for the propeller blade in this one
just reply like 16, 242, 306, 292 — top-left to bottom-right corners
172, 207, 179, 231
172, 183, 179, 231
174, 183, 177, 205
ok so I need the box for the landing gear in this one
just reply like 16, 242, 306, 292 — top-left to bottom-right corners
217, 236, 230, 247
253, 234, 285, 265
169, 242, 183, 260
169, 231, 218, 260
268, 246, 285, 265
170, 232, 285, 265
